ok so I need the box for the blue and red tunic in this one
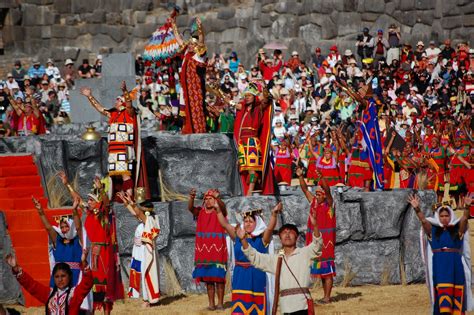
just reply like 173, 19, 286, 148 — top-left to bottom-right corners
192, 207, 228, 283
231, 236, 268, 315
430, 225, 466, 314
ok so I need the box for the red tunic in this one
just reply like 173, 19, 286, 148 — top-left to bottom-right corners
274, 148, 292, 184
306, 199, 336, 278
193, 207, 228, 283
347, 148, 372, 188
426, 147, 446, 190
16, 268, 93, 315
448, 146, 469, 188
316, 156, 342, 186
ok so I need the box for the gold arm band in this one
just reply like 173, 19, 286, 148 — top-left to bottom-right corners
66, 183, 75, 193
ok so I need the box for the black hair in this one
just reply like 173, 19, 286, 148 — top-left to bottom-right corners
46, 263, 73, 314
434, 207, 459, 241
278, 223, 299, 235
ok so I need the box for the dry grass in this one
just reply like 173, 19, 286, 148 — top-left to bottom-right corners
46, 172, 79, 208
163, 258, 184, 297
159, 170, 188, 202
341, 260, 355, 287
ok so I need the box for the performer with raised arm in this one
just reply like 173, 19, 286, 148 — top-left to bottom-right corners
32, 188, 83, 289
297, 167, 335, 304
239, 208, 322, 314
6, 249, 92, 315
170, 15, 208, 134
215, 201, 282, 315
59, 172, 124, 314
117, 191, 161, 306
188, 188, 228, 310
234, 83, 274, 196
408, 193, 473, 314
80, 81, 149, 198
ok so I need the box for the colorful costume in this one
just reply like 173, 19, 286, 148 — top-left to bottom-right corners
427, 146, 446, 191
421, 206, 473, 314
347, 148, 372, 188
316, 156, 342, 186
107, 108, 136, 177
306, 198, 336, 278
233, 89, 274, 195
14, 268, 93, 315
192, 206, 228, 282
274, 147, 292, 184
83, 201, 124, 311
447, 146, 469, 194
16, 113, 38, 136
306, 145, 322, 183
141, 213, 161, 303
49, 219, 82, 288
128, 223, 144, 298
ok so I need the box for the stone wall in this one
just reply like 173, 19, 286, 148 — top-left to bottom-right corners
1, 0, 473, 70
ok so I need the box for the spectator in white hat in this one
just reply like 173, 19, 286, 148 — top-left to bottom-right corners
45, 58, 61, 80
273, 117, 288, 140
288, 50, 302, 72
425, 40, 441, 64
5, 73, 19, 93
61, 59, 76, 89
414, 41, 427, 61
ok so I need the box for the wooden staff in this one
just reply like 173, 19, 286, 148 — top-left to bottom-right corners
272, 255, 283, 315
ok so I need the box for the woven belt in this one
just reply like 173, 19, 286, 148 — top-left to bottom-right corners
235, 261, 252, 268
432, 248, 461, 253
280, 287, 310, 297
63, 262, 81, 270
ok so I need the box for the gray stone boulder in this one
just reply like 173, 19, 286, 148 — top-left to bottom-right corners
0, 212, 23, 305
335, 239, 401, 285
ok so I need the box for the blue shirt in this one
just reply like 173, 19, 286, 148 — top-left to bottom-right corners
28, 65, 46, 78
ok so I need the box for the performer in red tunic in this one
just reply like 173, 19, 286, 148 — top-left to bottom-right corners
316, 146, 342, 187
171, 16, 208, 134
188, 188, 228, 310
62, 176, 124, 314
426, 137, 446, 201
233, 83, 274, 196
297, 167, 335, 303
347, 131, 372, 190
447, 132, 471, 208
274, 139, 293, 184
81, 82, 149, 199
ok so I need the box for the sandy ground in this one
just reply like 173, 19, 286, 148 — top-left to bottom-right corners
7, 211, 474, 314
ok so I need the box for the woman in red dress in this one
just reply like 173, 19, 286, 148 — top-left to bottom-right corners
188, 188, 228, 310
316, 146, 342, 187
274, 139, 294, 184
307, 137, 323, 184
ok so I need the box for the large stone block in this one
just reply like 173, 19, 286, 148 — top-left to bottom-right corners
148, 133, 241, 197
0, 212, 23, 304
21, 4, 40, 26
399, 0, 415, 11
299, 23, 322, 44
271, 14, 298, 39
401, 190, 436, 283
280, 194, 310, 232
132, 23, 157, 38
415, 0, 435, 10
170, 201, 196, 237
274, 1, 301, 15
362, 190, 410, 240
217, 7, 236, 20
53, 0, 72, 14
335, 239, 401, 285
441, 16, 463, 29
363, 0, 385, 13
320, 16, 337, 39
166, 237, 205, 293
335, 201, 364, 243
336, 12, 362, 36
224, 195, 281, 227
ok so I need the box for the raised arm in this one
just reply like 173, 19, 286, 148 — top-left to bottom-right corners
238, 227, 277, 274
407, 194, 431, 237
215, 202, 236, 240
187, 188, 200, 217
318, 170, 333, 205
262, 202, 282, 245
170, 17, 184, 47
296, 166, 314, 203
196, 17, 205, 45
58, 171, 83, 207
459, 194, 472, 236
80, 87, 110, 118
32, 196, 57, 247
71, 197, 83, 247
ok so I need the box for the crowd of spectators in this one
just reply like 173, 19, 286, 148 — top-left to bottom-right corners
1, 25, 473, 200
